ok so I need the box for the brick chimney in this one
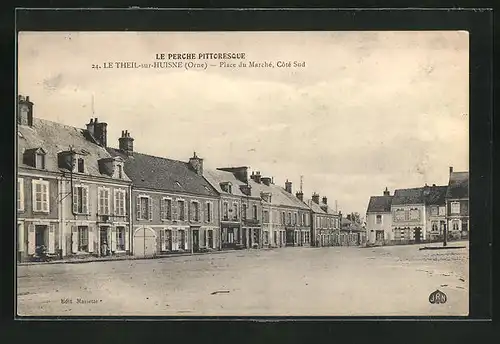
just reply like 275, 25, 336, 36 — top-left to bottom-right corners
261, 177, 272, 186
86, 117, 107, 147
119, 130, 134, 156
383, 187, 390, 196
17, 95, 34, 127
312, 192, 320, 204
188, 151, 204, 176
296, 191, 304, 202
322, 196, 328, 205
251, 171, 261, 183
285, 180, 292, 193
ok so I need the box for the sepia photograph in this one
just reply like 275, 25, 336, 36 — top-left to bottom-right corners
16, 30, 469, 317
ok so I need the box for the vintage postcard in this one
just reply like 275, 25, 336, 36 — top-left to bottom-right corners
16, 30, 469, 317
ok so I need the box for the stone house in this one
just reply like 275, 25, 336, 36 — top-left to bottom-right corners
366, 187, 393, 245
446, 167, 469, 239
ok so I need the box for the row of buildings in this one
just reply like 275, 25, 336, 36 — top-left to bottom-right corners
16, 95, 361, 262
365, 168, 469, 246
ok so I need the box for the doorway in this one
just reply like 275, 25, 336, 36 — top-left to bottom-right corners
242, 228, 247, 247
414, 228, 422, 243
100, 227, 109, 256
192, 229, 200, 252
35, 225, 47, 248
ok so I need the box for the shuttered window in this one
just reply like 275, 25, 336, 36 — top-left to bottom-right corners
73, 185, 89, 214
136, 196, 152, 220
178, 200, 185, 221
32, 180, 49, 213
78, 226, 89, 252
98, 187, 111, 215
17, 178, 24, 211
114, 189, 126, 216
116, 227, 125, 250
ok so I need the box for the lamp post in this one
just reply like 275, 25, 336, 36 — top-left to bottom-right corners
443, 222, 448, 247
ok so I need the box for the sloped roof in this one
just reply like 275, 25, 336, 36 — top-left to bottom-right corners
107, 148, 218, 197
425, 185, 448, 205
367, 195, 393, 213
18, 118, 130, 181
204, 169, 253, 198
446, 172, 469, 199
307, 200, 326, 214
321, 204, 339, 215
392, 187, 425, 206
248, 179, 310, 209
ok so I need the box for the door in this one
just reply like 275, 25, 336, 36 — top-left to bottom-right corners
286, 230, 294, 246
133, 227, 157, 257
414, 228, 422, 243
192, 229, 200, 252
208, 230, 214, 249
35, 225, 47, 248
100, 228, 109, 256
166, 230, 172, 251
242, 228, 247, 247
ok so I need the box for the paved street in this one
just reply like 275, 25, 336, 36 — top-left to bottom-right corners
17, 243, 468, 316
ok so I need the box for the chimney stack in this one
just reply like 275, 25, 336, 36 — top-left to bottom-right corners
261, 177, 272, 186
285, 179, 292, 193
188, 151, 204, 176
251, 171, 261, 183
17, 95, 34, 127
86, 118, 107, 147
312, 192, 320, 204
322, 196, 328, 205
119, 130, 134, 156
383, 187, 390, 196
296, 191, 304, 202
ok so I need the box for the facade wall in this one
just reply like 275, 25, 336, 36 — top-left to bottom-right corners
425, 205, 446, 240
220, 195, 242, 248
312, 213, 338, 247
391, 204, 426, 240
366, 212, 392, 244
241, 197, 263, 248
446, 198, 469, 238
131, 188, 220, 255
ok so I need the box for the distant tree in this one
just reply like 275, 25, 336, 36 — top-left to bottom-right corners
350, 212, 361, 224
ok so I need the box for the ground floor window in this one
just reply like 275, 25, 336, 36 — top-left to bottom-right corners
116, 227, 125, 251
432, 221, 438, 232
274, 231, 277, 245
452, 220, 460, 231
179, 230, 186, 249
461, 219, 468, 232
78, 226, 89, 252
165, 229, 173, 250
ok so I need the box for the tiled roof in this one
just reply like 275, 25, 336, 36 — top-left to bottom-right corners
249, 180, 310, 209
204, 169, 254, 198
425, 185, 448, 205
107, 148, 218, 197
307, 200, 326, 214
367, 195, 393, 213
446, 172, 469, 199
392, 187, 425, 206
321, 204, 339, 215
18, 118, 130, 181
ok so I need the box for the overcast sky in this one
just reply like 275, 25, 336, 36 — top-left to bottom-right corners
18, 31, 469, 215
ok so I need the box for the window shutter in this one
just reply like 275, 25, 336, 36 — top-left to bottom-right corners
83, 187, 89, 214
27, 224, 35, 254
72, 186, 78, 213
149, 197, 153, 221
111, 228, 117, 252
125, 227, 130, 251
88, 226, 94, 253
48, 224, 56, 253
211, 202, 214, 224
72, 226, 78, 253
160, 229, 165, 251
107, 189, 111, 215
32, 181, 37, 211
136, 196, 141, 220
113, 190, 117, 215
160, 199, 165, 220
19, 179, 24, 210
173, 201, 178, 221
184, 202, 188, 222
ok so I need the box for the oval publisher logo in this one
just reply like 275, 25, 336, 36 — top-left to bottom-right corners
429, 289, 448, 304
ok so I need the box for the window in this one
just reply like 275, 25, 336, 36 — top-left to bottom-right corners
461, 219, 468, 232
137, 196, 152, 220
409, 209, 420, 221
228, 184, 232, 194
302, 213, 306, 226
431, 206, 438, 216
191, 201, 200, 222
451, 202, 460, 214
439, 206, 446, 216
208, 229, 214, 248
232, 203, 238, 220
294, 213, 298, 226
98, 187, 110, 215
77, 158, 85, 173
35, 153, 45, 169
376, 215, 382, 224
452, 220, 459, 231
394, 209, 405, 222
287, 212, 292, 225
432, 221, 438, 232
178, 200, 185, 221
242, 203, 247, 220
114, 189, 126, 216
263, 210, 270, 223
78, 226, 88, 252
252, 205, 258, 220
17, 178, 24, 211
161, 198, 172, 220
116, 227, 125, 251
33, 180, 49, 213
117, 165, 123, 179
223, 202, 229, 220
73, 185, 88, 214
205, 202, 212, 223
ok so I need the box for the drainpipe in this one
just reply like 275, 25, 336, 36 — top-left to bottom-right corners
129, 184, 133, 255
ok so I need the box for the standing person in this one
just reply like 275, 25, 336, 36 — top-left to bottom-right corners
101, 241, 108, 257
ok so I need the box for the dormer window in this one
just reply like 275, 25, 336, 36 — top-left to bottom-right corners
24, 147, 47, 169
220, 182, 232, 193
118, 165, 123, 179
77, 158, 85, 173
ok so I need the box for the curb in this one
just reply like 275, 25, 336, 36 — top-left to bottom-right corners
17, 247, 278, 266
